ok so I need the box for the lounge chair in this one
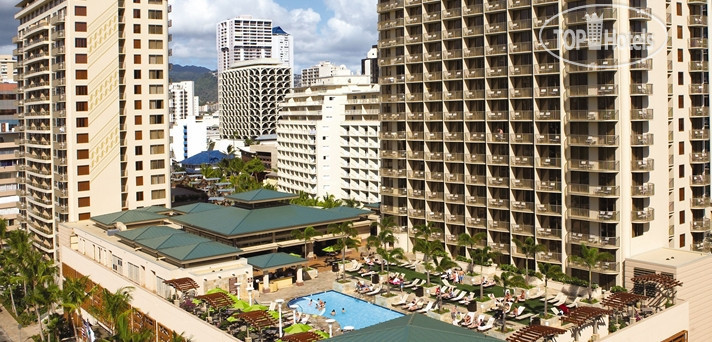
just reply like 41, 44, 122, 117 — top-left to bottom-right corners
300, 315, 310, 324
450, 291, 467, 302
408, 300, 426, 312
544, 292, 565, 304
459, 292, 475, 304
551, 307, 563, 316
268, 301, 276, 311
391, 294, 410, 306
552, 295, 567, 307
477, 317, 495, 331
528, 288, 544, 300
441, 289, 460, 300
508, 306, 525, 318
404, 279, 422, 288
417, 301, 434, 313
442, 279, 453, 287
458, 312, 475, 326
483, 280, 496, 288
567, 297, 581, 309
366, 285, 382, 296
403, 298, 422, 310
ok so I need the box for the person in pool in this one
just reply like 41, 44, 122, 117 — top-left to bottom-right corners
331, 309, 336, 316
308, 299, 313, 306
342, 308, 345, 313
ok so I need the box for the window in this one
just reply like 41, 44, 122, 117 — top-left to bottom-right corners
76, 102, 88, 111
112, 255, 123, 273
135, 146, 143, 155
136, 192, 144, 201
148, 10, 163, 19
150, 145, 164, 154
148, 25, 163, 34
76, 118, 88, 127
149, 70, 163, 79
679, 211, 685, 224
78, 181, 90, 191
149, 130, 164, 139
148, 40, 163, 49
678, 95, 684, 108
134, 85, 142, 94
135, 116, 142, 125
679, 141, 684, 154
75, 22, 87, 32
133, 24, 141, 34
134, 100, 142, 109
135, 161, 143, 171
150, 159, 165, 169
75, 6, 87, 16
149, 115, 164, 124
151, 189, 166, 199
677, 3, 682, 16
149, 55, 163, 64
77, 149, 89, 159
76, 85, 88, 95
679, 188, 685, 201
75, 38, 87, 48
633, 225, 643, 237
133, 9, 141, 18
136, 176, 143, 186
134, 54, 141, 64
77, 133, 89, 143
75, 54, 87, 63
127, 263, 141, 284
677, 25, 683, 39
77, 165, 89, 175
78, 197, 90, 207
679, 234, 685, 248
151, 174, 165, 184
679, 164, 684, 178
149, 100, 163, 109
679, 118, 684, 131
678, 72, 684, 85
678, 49, 683, 62
76, 70, 88, 79
134, 70, 141, 79
135, 131, 143, 140
79, 213, 90, 220
149, 85, 163, 94
133, 39, 141, 49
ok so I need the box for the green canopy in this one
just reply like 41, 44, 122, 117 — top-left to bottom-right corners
284, 323, 312, 334
243, 304, 269, 312
322, 245, 337, 253
313, 330, 329, 339
232, 299, 250, 310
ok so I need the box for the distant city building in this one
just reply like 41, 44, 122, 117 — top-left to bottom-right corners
169, 81, 199, 123
0, 55, 16, 83
219, 59, 290, 140
216, 16, 293, 73
0, 83, 20, 230
293, 73, 302, 88
300, 61, 352, 88
169, 116, 207, 163
277, 74, 380, 203
361, 45, 378, 84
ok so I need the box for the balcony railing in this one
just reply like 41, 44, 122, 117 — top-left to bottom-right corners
631, 208, 655, 222
568, 208, 620, 222
568, 258, 620, 274
568, 233, 620, 248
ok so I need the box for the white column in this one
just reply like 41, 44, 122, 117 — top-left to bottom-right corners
296, 267, 304, 285
326, 319, 335, 337
276, 299, 284, 337
263, 273, 270, 293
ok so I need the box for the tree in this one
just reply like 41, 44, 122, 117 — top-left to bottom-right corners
328, 221, 359, 280
92, 287, 134, 334
343, 198, 360, 208
290, 191, 319, 207
512, 236, 547, 283
0, 218, 7, 250
378, 247, 405, 295
169, 331, 192, 342
536, 263, 563, 317
291, 226, 321, 259
412, 222, 443, 285
199, 164, 220, 179
24, 251, 59, 342
471, 246, 498, 300
457, 232, 486, 273
61, 276, 95, 342
494, 272, 526, 332
570, 244, 614, 300
100, 312, 153, 342
367, 218, 397, 273
318, 194, 342, 209
429, 254, 457, 311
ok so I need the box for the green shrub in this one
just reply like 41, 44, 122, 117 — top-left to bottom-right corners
609, 324, 618, 333
499, 264, 520, 273
610, 285, 627, 293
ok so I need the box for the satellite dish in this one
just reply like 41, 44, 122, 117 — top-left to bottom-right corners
116, 222, 127, 231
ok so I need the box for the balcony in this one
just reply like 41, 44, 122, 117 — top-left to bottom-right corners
535, 87, 561, 98
568, 135, 619, 147
446, 214, 464, 224
536, 157, 561, 168
568, 85, 618, 97
511, 156, 534, 167
632, 208, 655, 222
510, 133, 534, 144
490, 243, 510, 254
567, 110, 618, 121
631, 159, 654, 172
409, 209, 425, 219
534, 111, 561, 121
512, 224, 534, 236
631, 183, 655, 197
631, 133, 654, 146
427, 211, 444, 221
690, 84, 709, 94
380, 168, 407, 178
630, 83, 653, 95
466, 216, 486, 228
568, 233, 620, 249
568, 184, 620, 197
567, 208, 620, 222
466, 132, 486, 142
692, 197, 711, 209
568, 160, 619, 172
690, 153, 710, 163
536, 181, 561, 192
690, 129, 709, 140
692, 219, 711, 232
487, 177, 509, 187
466, 195, 486, 206
511, 201, 534, 212
511, 178, 534, 190
510, 111, 533, 121
568, 258, 620, 274
630, 109, 653, 120
381, 205, 407, 216
690, 61, 708, 71
487, 155, 508, 165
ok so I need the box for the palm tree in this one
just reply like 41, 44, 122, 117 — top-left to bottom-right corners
290, 191, 318, 207
318, 194, 343, 208
169, 331, 192, 342
471, 246, 498, 300
92, 286, 134, 334
378, 247, 405, 294
291, 226, 321, 259
457, 232, 486, 273
413, 239, 444, 285
343, 198, 360, 208
570, 244, 614, 300
494, 272, 527, 332
328, 221, 359, 280
512, 236, 547, 283
367, 219, 397, 273
25, 253, 59, 342
101, 312, 153, 342
0, 218, 7, 250
428, 254, 457, 311
537, 263, 563, 317
61, 276, 95, 342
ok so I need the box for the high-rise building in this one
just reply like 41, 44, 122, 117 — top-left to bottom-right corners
169, 116, 208, 163
0, 55, 17, 83
376, 0, 710, 287
300, 61, 352, 88
216, 16, 293, 73
219, 59, 290, 140
0, 83, 20, 231
277, 74, 381, 203
169, 81, 198, 123
13, 0, 171, 259
361, 45, 379, 84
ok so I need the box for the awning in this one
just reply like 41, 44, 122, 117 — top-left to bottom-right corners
507, 325, 567, 342
246, 252, 308, 272
195, 292, 234, 308
281, 331, 323, 342
163, 277, 199, 292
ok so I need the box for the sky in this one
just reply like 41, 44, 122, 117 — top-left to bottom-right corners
0, 0, 378, 73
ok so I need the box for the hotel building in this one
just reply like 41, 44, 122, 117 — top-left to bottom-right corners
13, 0, 171, 259
376, 0, 710, 287
216, 16, 293, 73
0, 83, 21, 230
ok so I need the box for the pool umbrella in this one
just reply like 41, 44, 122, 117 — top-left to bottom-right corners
322, 245, 337, 253
243, 304, 269, 312
284, 323, 313, 334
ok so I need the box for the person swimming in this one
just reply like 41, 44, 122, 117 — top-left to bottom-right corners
341, 308, 345, 313
331, 309, 336, 316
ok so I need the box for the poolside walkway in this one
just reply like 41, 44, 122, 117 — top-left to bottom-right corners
0, 306, 40, 342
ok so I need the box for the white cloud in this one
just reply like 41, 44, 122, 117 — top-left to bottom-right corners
168, 0, 377, 73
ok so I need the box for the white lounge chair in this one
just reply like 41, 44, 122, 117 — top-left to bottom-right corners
450, 291, 467, 302
567, 297, 581, 308
459, 312, 476, 326
551, 307, 563, 316
267, 301, 276, 311
391, 293, 410, 306
417, 301, 434, 313
404, 279, 422, 288
365, 285, 382, 296
459, 292, 475, 304
478, 317, 495, 331
552, 295, 567, 307
404, 299, 423, 310
508, 306, 525, 318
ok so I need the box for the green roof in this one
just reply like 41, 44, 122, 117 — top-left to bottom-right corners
171, 204, 364, 237
116, 226, 241, 264
364, 202, 381, 209
91, 210, 167, 226
172, 202, 224, 214
246, 252, 307, 270
325, 207, 371, 217
225, 189, 298, 204
326, 314, 503, 342
134, 205, 170, 213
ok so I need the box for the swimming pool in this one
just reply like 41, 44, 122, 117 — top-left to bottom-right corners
287, 290, 403, 330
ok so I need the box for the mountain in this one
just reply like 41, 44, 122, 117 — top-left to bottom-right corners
169, 64, 218, 105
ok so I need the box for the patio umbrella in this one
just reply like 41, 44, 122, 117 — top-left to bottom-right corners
322, 245, 337, 253
267, 310, 280, 320
284, 323, 313, 334
232, 299, 250, 310
313, 330, 329, 339
243, 304, 269, 312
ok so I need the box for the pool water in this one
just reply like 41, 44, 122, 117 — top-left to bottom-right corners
287, 290, 403, 330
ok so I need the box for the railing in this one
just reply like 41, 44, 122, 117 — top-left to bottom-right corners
567, 208, 620, 222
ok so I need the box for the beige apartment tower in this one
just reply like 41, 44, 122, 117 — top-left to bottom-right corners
377, 0, 710, 287
13, 0, 171, 259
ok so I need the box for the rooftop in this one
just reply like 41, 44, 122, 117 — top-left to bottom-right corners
172, 202, 224, 214
225, 188, 298, 204
627, 247, 711, 268
91, 210, 167, 228
180, 150, 233, 166
246, 252, 306, 271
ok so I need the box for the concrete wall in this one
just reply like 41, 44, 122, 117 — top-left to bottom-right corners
600, 301, 689, 342
61, 246, 239, 342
